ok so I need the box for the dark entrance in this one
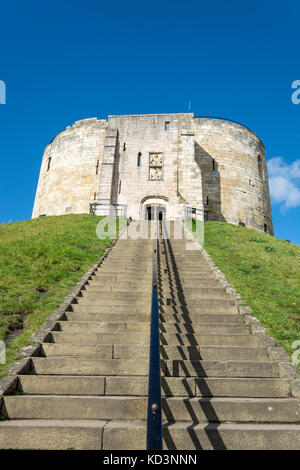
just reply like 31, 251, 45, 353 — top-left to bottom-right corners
145, 205, 166, 220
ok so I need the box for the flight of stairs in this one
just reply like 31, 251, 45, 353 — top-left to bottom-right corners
158, 222, 300, 449
0, 220, 299, 449
0, 233, 153, 450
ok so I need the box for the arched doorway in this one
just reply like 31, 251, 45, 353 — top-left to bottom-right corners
145, 204, 166, 220
140, 196, 169, 220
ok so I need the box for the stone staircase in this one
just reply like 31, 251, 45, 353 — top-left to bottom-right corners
0, 235, 153, 450
0, 221, 299, 449
158, 222, 300, 450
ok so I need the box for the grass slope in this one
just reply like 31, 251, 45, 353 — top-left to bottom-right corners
0, 214, 121, 378
201, 221, 300, 361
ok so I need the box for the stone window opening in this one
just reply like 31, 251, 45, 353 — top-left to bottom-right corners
165, 121, 170, 131
119, 181, 122, 194
264, 223, 268, 233
212, 159, 216, 175
206, 196, 209, 205
123, 143, 126, 151
47, 157, 51, 172
258, 155, 264, 180
96, 160, 99, 175
93, 192, 97, 200
137, 152, 142, 167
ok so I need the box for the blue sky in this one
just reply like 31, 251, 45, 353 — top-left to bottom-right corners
0, 0, 299, 243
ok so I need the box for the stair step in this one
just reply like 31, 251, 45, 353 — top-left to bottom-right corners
18, 375, 291, 398
70, 305, 148, 314
0, 420, 107, 450
50, 331, 149, 344
42, 343, 150, 359
161, 397, 300, 423
31, 357, 149, 376
160, 305, 238, 314
57, 321, 150, 333
75, 297, 150, 306
84, 286, 150, 293
160, 345, 269, 361
159, 287, 226, 295
99, 421, 300, 450
161, 360, 279, 378
159, 323, 250, 335
162, 422, 300, 450
4, 395, 148, 421
161, 377, 291, 398
159, 333, 263, 347
65, 312, 151, 322
4, 395, 299, 423
159, 313, 243, 324
18, 375, 106, 395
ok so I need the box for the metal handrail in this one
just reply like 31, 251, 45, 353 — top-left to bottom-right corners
146, 219, 162, 450
89, 203, 127, 217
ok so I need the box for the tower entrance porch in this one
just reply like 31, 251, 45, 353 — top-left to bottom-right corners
144, 204, 166, 220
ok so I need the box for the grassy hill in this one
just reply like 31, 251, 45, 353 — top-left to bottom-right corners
0, 214, 121, 377
0, 215, 299, 378
201, 221, 300, 361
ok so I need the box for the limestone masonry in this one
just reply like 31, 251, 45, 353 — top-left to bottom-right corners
32, 113, 273, 234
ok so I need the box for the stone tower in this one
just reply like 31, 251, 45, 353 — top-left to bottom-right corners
32, 113, 273, 235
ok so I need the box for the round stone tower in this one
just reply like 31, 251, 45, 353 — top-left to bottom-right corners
194, 118, 273, 234
32, 118, 107, 218
32, 113, 273, 236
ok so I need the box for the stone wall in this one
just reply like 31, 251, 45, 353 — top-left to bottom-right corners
32, 113, 274, 235
194, 118, 274, 235
106, 113, 194, 219
32, 118, 107, 218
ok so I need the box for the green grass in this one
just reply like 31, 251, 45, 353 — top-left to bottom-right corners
0, 214, 125, 378
192, 221, 300, 361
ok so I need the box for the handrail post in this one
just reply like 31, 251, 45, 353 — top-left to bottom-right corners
146, 219, 162, 450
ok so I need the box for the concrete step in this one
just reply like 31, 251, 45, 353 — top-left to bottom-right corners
159, 313, 243, 324
84, 286, 150, 293
57, 321, 150, 333
18, 375, 291, 399
0, 420, 107, 450
160, 266, 214, 273
161, 422, 300, 450
159, 292, 231, 301
159, 333, 263, 347
70, 305, 148, 314
79, 291, 151, 300
96, 268, 152, 274
160, 345, 269, 361
75, 297, 150, 306
161, 360, 280, 378
41, 343, 150, 359
161, 397, 300, 423
159, 299, 236, 308
4, 395, 299, 423
41, 343, 114, 358
31, 357, 149, 376
161, 377, 291, 398
159, 287, 226, 295
18, 375, 107, 395
4, 395, 148, 421
86, 280, 150, 288
50, 330, 149, 344
159, 323, 250, 335
65, 312, 151, 322
160, 305, 238, 314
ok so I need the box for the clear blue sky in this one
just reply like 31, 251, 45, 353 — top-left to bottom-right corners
0, 0, 299, 244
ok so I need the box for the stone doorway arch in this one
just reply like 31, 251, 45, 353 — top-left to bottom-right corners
140, 196, 169, 220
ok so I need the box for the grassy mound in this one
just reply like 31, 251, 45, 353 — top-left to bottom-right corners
0, 214, 121, 377
201, 221, 300, 360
